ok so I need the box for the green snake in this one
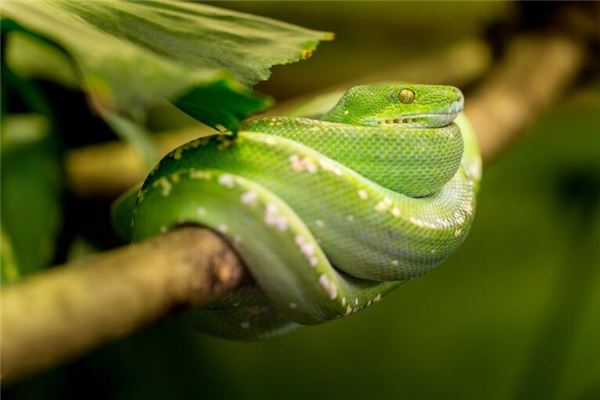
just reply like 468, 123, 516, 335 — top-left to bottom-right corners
113, 83, 481, 340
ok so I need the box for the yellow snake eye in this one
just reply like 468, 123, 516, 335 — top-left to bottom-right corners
398, 89, 415, 104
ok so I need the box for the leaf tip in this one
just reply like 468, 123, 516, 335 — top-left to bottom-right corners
301, 49, 313, 60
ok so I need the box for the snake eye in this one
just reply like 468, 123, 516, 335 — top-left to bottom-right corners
398, 89, 415, 104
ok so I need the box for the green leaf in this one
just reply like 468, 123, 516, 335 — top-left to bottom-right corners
1, 113, 62, 277
1, 0, 332, 132
1, 229, 21, 285
4, 30, 79, 89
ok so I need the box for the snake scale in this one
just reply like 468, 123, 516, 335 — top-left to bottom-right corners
113, 83, 481, 340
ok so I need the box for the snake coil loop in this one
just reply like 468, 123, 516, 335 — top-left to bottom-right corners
115, 83, 481, 340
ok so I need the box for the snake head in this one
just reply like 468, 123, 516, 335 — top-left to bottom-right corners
323, 83, 464, 128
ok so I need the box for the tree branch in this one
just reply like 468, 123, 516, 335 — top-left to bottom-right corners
1, 227, 246, 382
465, 34, 586, 162
1, 26, 593, 383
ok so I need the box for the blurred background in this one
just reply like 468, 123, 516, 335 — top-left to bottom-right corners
3, 2, 599, 399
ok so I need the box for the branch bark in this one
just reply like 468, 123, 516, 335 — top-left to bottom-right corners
465, 34, 586, 162
1, 28, 592, 383
1, 227, 246, 382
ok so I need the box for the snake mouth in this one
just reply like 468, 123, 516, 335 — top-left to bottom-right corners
373, 98, 463, 128
375, 111, 460, 128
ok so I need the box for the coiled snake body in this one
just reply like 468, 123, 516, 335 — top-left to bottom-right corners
114, 84, 481, 340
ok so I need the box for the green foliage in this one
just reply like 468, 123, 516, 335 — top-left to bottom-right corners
0, 1, 331, 277
0, 45, 63, 279
1, 0, 331, 133
1, 114, 62, 278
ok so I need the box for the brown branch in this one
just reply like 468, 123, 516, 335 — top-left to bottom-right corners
1, 227, 246, 383
1, 28, 593, 383
65, 126, 211, 199
465, 34, 586, 163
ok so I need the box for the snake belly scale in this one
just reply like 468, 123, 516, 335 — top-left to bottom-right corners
114, 83, 481, 340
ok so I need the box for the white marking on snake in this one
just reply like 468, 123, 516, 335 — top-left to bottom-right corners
304, 157, 317, 173
342, 297, 347, 306
241, 191, 258, 206
289, 154, 303, 172
319, 158, 343, 176
265, 203, 288, 231
409, 217, 438, 229
391, 207, 401, 217
375, 197, 392, 212
301, 242, 315, 256
345, 305, 353, 315
374, 294, 382, 302
464, 203, 474, 214
319, 274, 337, 300
218, 174, 235, 188
218, 224, 228, 233
154, 178, 172, 196
290, 154, 319, 174
295, 235, 318, 267
189, 170, 211, 180
196, 207, 206, 216
173, 147, 183, 160
358, 189, 369, 200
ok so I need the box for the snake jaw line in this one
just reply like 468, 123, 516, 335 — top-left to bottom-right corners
373, 110, 460, 128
